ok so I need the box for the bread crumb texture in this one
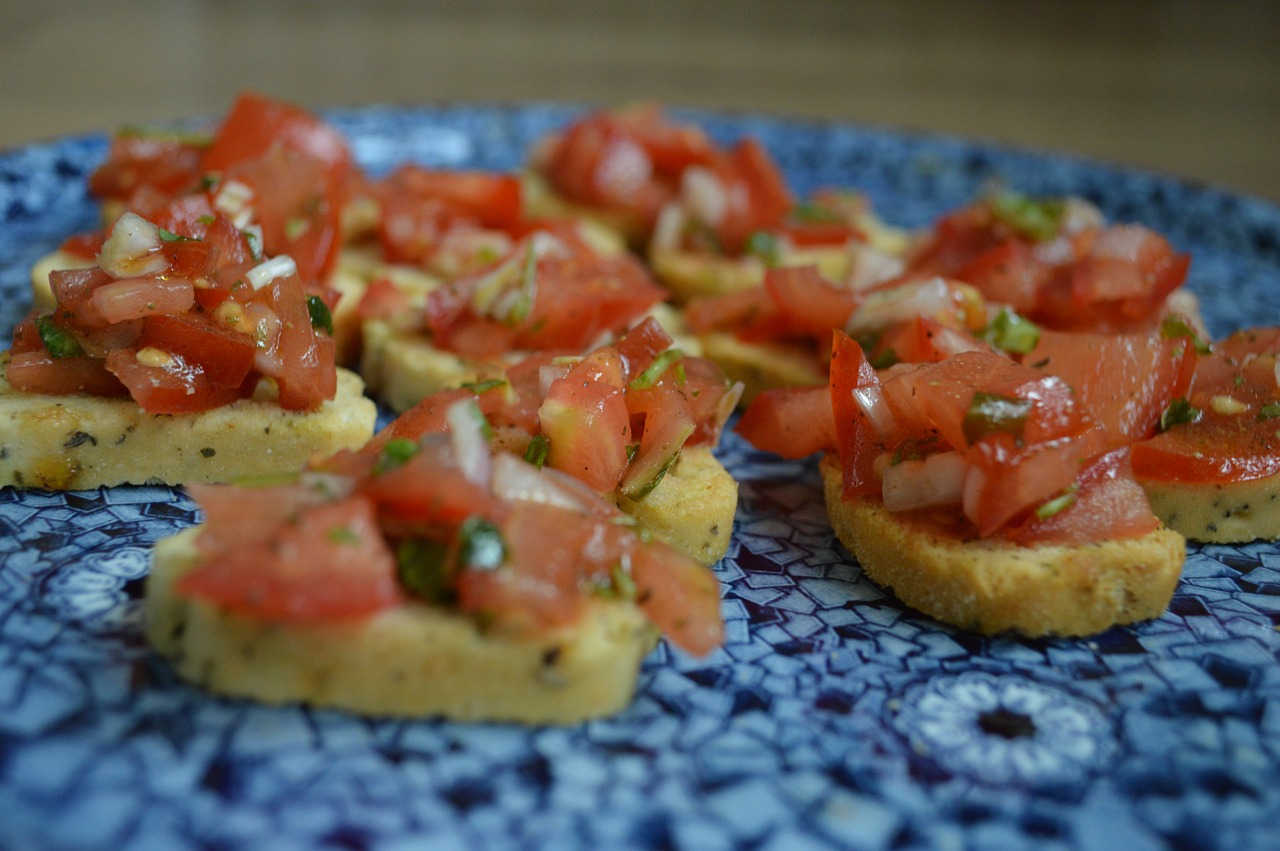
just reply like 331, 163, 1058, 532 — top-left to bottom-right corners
820, 456, 1186, 637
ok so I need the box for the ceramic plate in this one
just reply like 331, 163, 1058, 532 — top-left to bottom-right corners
2, 104, 1279, 851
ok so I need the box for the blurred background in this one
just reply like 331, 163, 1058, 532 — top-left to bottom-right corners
1, 0, 1278, 201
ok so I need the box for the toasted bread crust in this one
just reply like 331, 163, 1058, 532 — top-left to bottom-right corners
820, 456, 1185, 636
147, 529, 659, 724
0, 363, 376, 489
615, 446, 737, 564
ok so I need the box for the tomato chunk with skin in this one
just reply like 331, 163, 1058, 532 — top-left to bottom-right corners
539, 350, 632, 493
736, 385, 837, 459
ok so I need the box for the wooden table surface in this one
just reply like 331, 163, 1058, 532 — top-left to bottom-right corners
2, 0, 1278, 201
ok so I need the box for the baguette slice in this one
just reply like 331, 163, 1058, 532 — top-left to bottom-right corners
1140, 474, 1280, 543
0, 362, 376, 489
820, 456, 1185, 637
147, 528, 658, 724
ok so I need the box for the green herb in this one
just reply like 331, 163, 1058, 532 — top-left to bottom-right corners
869, 347, 899, 370
461, 377, 508, 394
457, 517, 507, 570
523, 434, 551, 468
1160, 315, 1213, 355
744, 230, 780, 266
963, 392, 1033, 445
625, 442, 640, 462
630, 348, 685, 390
789, 201, 844, 224
989, 192, 1065, 242
285, 217, 310, 241
306, 295, 334, 335
375, 437, 420, 473
35, 315, 83, 358
158, 227, 193, 243
1034, 485, 1079, 520
327, 525, 362, 545
983, 308, 1041, 354
395, 538, 454, 604
1158, 398, 1202, 432
1258, 402, 1280, 422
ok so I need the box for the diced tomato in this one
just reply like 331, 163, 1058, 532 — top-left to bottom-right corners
201, 91, 350, 187
255, 275, 337, 410
613, 316, 675, 381
140, 312, 257, 389
704, 138, 794, 255
620, 381, 696, 498
105, 347, 244, 414
683, 289, 772, 336
736, 385, 837, 459
1026, 329, 1195, 447
763, 265, 861, 339
88, 132, 205, 207
630, 539, 724, 656
90, 276, 195, 325
176, 493, 403, 623
539, 350, 632, 492
954, 240, 1047, 313
1005, 447, 1159, 545
829, 332, 884, 497
58, 231, 105, 261
185, 481, 333, 557
873, 314, 989, 365
360, 436, 505, 532
4, 351, 127, 397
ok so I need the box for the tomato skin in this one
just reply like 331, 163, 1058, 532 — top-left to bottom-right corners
539, 350, 632, 493
177, 493, 404, 624
736, 385, 836, 459
201, 91, 350, 186
1025, 329, 1195, 447
254, 275, 338, 411
1132, 328, 1280, 484
140, 311, 257, 390
1005, 447, 1158, 545
829, 332, 884, 498
360, 437, 505, 532
88, 133, 205, 208
5, 352, 128, 397
630, 539, 724, 656
90, 276, 195, 325
762, 265, 861, 339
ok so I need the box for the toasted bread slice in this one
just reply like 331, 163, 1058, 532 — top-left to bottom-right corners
697, 331, 825, 406
820, 456, 1185, 637
146, 528, 659, 724
1140, 475, 1280, 543
616, 446, 737, 564
0, 362, 376, 489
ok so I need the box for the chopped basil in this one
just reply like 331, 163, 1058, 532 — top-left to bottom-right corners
744, 230, 780, 266
1034, 485, 1079, 520
630, 348, 685, 390
625, 442, 640, 462
35, 315, 83, 358
983, 308, 1041, 355
868, 347, 899, 370
327, 525, 362, 546
284, 217, 310, 241
1159, 398, 1202, 432
963, 392, 1033, 445
457, 517, 507, 571
306, 295, 334, 335
375, 437, 420, 473
158, 227, 193, 243
1159, 315, 1213, 355
395, 538, 455, 604
523, 433, 551, 468
1258, 402, 1280, 422
461, 377, 508, 394
988, 192, 1065, 242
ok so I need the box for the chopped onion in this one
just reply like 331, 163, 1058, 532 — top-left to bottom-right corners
881, 451, 969, 511
845, 243, 904, 291
715, 380, 746, 431
539, 362, 571, 397
1091, 224, 1150, 261
445, 398, 492, 487
245, 255, 298, 290
214, 179, 256, 228
298, 471, 358, 501
1060, 197, 1105, 234
850, 385, 897, 440
490, 453, 608, 516
681, 166, 727, 226
650, 204, 686, 252
845, 277, 953, 334
98, 212, 169, 278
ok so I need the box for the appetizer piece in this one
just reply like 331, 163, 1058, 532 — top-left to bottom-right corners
1133, 327, 1280, 542
740, 334, 1185, 637
375, 317, 741, 564
1, 208, 375, 489
146, 396, 724, 724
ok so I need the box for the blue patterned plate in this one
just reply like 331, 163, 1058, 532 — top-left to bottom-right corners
2, 104, 1279, 851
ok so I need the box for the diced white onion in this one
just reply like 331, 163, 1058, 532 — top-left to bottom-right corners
844, 243, 904, 291
681, 166, 728, 226
650, 204, 686, 253
245, 255, 298, 290
490, 453, 604, 515
214, 179, 256, 228
844, 277, 953, 334
850, 385, 897, 440
880, 451, 969, 511
98, 212, 169, 278
298, 471, 358, 501
1032, 234, 1076, 266
1060, 197, 1105, 234
716, 380, 746, 431
445, 399, 492, 487
539, 363, 571, 397
1091, 224, 1149, 261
